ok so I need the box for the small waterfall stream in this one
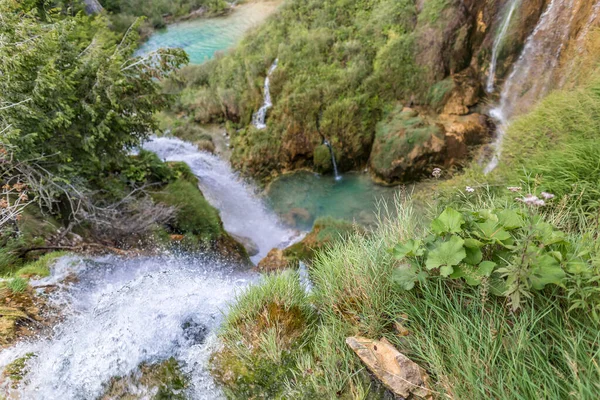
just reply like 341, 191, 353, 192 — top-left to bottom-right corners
252, 59, 278, 129
485, 0, 593, 173
143, 137, 296, 262
487, 0, 520, 93
323, 139, 341, 181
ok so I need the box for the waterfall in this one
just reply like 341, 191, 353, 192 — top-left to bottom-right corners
298, 261, 313, 294
485, 0, 583, 173
323, 139, 341, 181
0, 255, 257, 399
143, 137, 296, 262
487, 0, 520, 93
252, 59, 279, 129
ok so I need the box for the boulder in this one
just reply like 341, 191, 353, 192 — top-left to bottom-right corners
439, 113, 490, 164
369, 105, 446, 183
346, 336, 430, 399
442, 70, 481, 116
369, 105, 490, 184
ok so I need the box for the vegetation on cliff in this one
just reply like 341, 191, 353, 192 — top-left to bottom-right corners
165, 0, 509, 182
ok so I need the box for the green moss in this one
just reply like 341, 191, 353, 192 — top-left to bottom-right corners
284, 217, 360, 266
152, 179, 223, 241
211, 272, 315, 399
102, 358, 189, 399
370, 104, 443, 174
427, 78, 455, 110
313, 144, 333, 173
2, 353, 36, 387
13, 251, 67, 279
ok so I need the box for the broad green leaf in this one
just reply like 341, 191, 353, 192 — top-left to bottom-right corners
464, 238, 484, 248
464, 246, 483, 265
392, 264, 419, 290
391, 239, 423, 259
431, 207, 465, 235
478, 261, 496, 276
497, 209, 525, 230
425, 235, 466, 277
529, 254, 566, 290
476, 220, 511, 242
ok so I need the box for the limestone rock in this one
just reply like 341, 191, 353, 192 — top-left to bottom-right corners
256, 248, 290, 272
346, 336, 430, 399
231, 234, 259, 257
442, 70, 481, 116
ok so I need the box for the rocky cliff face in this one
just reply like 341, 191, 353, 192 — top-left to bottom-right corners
180, 0, 600, 184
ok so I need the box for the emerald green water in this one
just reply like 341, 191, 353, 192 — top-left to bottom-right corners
265, 172, 403, 231
137, 2, 280, 64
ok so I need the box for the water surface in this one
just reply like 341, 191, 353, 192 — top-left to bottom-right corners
265, 171, 403, 231
137, 2, 281, 64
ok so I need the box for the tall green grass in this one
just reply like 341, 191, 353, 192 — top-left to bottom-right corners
212, 196, 600, 398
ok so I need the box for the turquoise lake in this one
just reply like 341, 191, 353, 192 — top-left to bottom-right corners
137, 2, 280, 64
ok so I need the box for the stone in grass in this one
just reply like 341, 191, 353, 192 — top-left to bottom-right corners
346, 336, 431, 399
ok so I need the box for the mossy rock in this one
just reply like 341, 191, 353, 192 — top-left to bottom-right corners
211, 273, 315, 398
369, 104, 446, 183
2, 353, 36, 388
283, 217, 360, 266
101, 358, 188, 400
151, 173, 249, 263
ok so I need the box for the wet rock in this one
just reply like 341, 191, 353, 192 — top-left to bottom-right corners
195, 139, 216, 154
101, 358, 189, 400
438, 112, 490, 166
181, 318, 208, 345
346, 336, 430, 399
231, 234, 259, 257
283, 217, 360, 265
256, 248, 290, 272
281, 207, 312, 228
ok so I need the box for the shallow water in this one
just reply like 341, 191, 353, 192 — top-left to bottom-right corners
136, 2, 280, 64
0, 255, 257, 399
265, 171, 403, 231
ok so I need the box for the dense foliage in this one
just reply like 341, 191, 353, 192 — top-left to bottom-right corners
167, 0, 452, 177
100, 0, 229, 30
0, 1, 187, 177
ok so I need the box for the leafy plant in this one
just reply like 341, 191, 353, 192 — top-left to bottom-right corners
391, 201, 586, 310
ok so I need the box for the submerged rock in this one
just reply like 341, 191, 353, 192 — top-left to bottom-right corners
346, 336, 430, 399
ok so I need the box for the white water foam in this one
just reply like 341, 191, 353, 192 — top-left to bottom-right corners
0, 255, 258, 399
487, 0, 520, 93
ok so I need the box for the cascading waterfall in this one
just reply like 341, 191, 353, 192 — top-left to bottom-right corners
252, 59, 279, 129
485, 0, 591, 173
0, 255, 257, 399
143, 136, 296, 262
487, 0, 520, 93
323, 139, 341, 181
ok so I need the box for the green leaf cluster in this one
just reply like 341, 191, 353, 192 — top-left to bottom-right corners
391, 206, 588, 310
